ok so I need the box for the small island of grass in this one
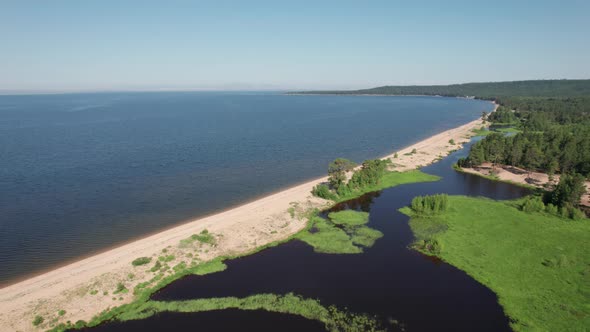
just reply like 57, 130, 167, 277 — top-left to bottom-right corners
296, 211, 382, 254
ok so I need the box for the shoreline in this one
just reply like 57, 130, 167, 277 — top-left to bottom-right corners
0, 108, 491, 331
460, 163, 590, 208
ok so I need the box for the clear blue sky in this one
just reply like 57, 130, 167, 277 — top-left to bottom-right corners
1, 0, 589, 92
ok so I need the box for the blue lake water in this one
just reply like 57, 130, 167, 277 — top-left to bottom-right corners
0, 92, 492, 285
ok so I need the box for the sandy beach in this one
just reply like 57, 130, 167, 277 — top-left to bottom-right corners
461, 164, 590, 207
0, 114, 489, 332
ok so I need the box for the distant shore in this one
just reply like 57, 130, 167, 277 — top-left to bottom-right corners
0, 104, 492, 331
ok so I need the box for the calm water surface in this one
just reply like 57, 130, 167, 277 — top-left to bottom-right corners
0, 92, 491, 285
89, 139, 529, 331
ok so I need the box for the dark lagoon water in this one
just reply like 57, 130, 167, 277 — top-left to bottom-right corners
0, 92, 492, 285
86, 138, 529, 332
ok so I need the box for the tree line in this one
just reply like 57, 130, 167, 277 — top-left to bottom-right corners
292, 79, 590, 99
312, 158, 391, 200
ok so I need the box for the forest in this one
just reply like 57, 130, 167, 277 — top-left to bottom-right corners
293, 79, 590, 98
459, 95, 590, 176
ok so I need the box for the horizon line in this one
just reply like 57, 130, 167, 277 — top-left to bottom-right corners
1, 78, 589, 96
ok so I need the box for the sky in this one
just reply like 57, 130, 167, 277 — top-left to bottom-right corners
1, 0, 589, 92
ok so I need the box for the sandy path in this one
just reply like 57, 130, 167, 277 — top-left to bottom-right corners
0, 115, 488, 332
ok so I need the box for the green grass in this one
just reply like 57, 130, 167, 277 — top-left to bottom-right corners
400, 195, 590, 331
336, 170, 440, 202
471, 127, 491, 136
296, 211, 382, 254
158, 254, 175, 262
50, 293, 384, 332
328, 210, 369, 226
190, 258, 227, 275
179, 229, 216, 248
296, 216, 362, 254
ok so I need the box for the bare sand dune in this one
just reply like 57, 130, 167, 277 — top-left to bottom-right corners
0, 115, 488, 332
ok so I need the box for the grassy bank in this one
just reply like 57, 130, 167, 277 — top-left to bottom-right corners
98, 293, 384, 332
336, 170, 440, 202
400, 195, 590, 331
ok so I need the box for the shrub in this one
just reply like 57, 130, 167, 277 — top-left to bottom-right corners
150, 260, 162, 272
393, 152, 398, 158
521, 196, 545, 213
311, 184, 337, 200
559, 204, 586, 220
114, 282, 127, 294
336, 184, 352, 197
414, 238, 442, 254
411, 148, 417, 154
74, 320, 87, 329
58, 309, 66, 316
328, 158, 356, 190
191, 229, 215, 245
131, 257, 151, 266
32, 315, 44, 326
545, 203, 558, 215
347, 159, 391, 189
570, 207, 586, 220
158, 255, 175, 262
411, 194, 449, 214
449, 139, 455, 145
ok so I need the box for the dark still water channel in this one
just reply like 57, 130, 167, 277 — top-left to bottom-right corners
0, 92, 492, 285
88, 139, 529, 331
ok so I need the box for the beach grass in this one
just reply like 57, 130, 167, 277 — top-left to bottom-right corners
336, 170, 440, 202
400, 195, 590, 331
131, 257, 151, 266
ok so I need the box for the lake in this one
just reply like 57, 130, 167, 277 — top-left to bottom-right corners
0, 92, 492, 285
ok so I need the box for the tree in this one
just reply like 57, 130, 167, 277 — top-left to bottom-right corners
523, 144, 542, 179
481, 111, 488, 122
551, 173, 586, 207
328, 158, 356, 190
